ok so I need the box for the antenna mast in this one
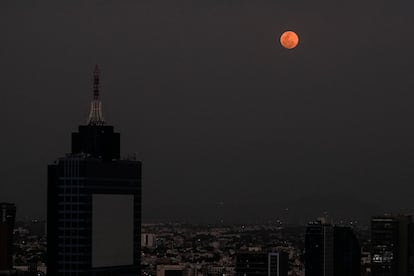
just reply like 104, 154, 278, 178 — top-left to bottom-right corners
87, 65, 105, 125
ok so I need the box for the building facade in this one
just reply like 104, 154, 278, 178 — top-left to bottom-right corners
305, 220, 361, 276
141, 233, 156, 249
371, 215, 413, 276
268, 252, 289, 276
236, 248, 288, 276
305, 220, 334, 276
47, 66, 141, 276
0, 203, 16, 270
156, 265, 185, 276
333, 226, 361, 276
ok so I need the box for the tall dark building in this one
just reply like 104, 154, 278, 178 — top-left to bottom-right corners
0, 203, 16, 270
371, 215, 413, 276
333, 226, 361, 276
268, 252, 289, 276
305, 220, 334, 276
305, 220, 361, 276
47, 66, 141, 276
235, 248, 288, 276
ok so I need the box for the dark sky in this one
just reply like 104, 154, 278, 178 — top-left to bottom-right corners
2, 0, 414, 224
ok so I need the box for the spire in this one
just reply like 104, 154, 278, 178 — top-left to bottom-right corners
87, 65, 105, 125
93, 65, 100, 100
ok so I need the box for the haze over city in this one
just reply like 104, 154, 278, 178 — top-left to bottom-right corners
2, 0, 414, 223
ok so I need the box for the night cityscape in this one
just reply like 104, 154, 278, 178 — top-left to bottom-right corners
3, 1, 414, 276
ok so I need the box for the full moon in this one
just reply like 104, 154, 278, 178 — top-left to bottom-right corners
280, 31, 299, 49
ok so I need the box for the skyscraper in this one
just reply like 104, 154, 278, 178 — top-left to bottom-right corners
47, 66, 141, 276
268, 252, 289, 276
305, 220, 334, 276
305, 220, 361, 276
371, 215, 413, 276
333, 226, 361, 276
236, 249, 267, 276
235, 248, 288, 276
0, 203, 16, 270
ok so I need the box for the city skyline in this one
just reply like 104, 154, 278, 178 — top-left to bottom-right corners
3, 1, 414, 223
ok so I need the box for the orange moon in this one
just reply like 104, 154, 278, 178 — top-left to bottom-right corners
280, 31, 299, 49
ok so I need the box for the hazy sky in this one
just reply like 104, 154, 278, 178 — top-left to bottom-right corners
2, 0, 414, 223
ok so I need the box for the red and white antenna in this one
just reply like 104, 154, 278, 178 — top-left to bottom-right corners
87, 65, 105, 125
